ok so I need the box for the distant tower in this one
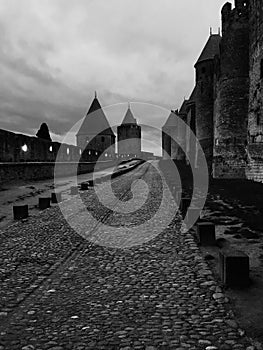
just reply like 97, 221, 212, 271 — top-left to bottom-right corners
76, 93, 115, 158
162, 111, 176, 159
213, 0, 249, 178
194, 32, 221, 169
162, 109, 186, 161
117, 104, 141, 158
185, 87, 197, 166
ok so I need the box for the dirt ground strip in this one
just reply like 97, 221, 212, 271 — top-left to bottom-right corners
194, 179, 263, 349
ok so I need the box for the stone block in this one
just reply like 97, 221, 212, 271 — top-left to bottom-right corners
219, 248, 250, 287
51, 192, 62, 203
197, 222, 216, 246
101, 175, 109, 182
80, 183, 89, 191
39, 197, 51, 210
13, 205, 28, 220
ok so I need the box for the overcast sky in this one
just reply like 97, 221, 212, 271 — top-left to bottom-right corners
0, 0, 228, 154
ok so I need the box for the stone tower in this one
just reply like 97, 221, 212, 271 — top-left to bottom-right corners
117, 105, 141, 158
194, 33, 221, 170
246, 0, 263, 181
248, 0, 263, 142
76, 93, 115, 158
162, 108, 187, 161
162, 110, 177, 160
185, 87, 197, 166
213, 0, 249, 178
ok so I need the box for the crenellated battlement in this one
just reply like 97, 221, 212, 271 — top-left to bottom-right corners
222, 0, 248, 35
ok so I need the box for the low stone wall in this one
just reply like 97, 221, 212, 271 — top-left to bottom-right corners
246, 144, 263, 183
246, 159, 263, 183
0, 161, 117, 185
213, 156, 247, 179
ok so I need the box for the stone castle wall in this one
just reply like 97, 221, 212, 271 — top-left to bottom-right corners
117, 124, 141, 158
163, 0, 263, 182
0, 128, 109, 163
0, 128, 117, 184
213, 0, 250, 178
76, 134, 116, 157
0, 160, 117, 184
246, 0, 263, 180
248, 0, 263, 140
195, 59, 215, 169
162, 130, 171, 159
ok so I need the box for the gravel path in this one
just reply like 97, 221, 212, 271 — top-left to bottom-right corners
0, 162, 254, 350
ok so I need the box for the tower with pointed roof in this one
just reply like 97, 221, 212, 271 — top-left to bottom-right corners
162, 108, 187, 161
117, 105, 141, 158
162, 111, 175, 159
185, 87, 197, 167
76, 93, 115, 159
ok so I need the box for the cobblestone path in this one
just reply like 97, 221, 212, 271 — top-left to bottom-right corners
0, 162, 254, 350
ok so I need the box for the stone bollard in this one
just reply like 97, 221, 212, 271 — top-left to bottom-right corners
13, 205, 29, 220
87, 180, 94, 187
197, 222, 216, 246
80, 183, 89, 191
179, 197, 191, 217
95, 178, 101, 185
70, 186, 79, 195
51, 192, 62, 204
219, 248, 250, 288
39, 197, 51, 210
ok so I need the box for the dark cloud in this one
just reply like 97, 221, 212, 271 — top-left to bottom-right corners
0, 0, 229, 153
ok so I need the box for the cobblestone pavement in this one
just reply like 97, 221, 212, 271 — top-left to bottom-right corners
0, 162, 255, 349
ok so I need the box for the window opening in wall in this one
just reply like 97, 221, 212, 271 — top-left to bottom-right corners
49, 146, 53, 152
21, 144, 28, 152
67, 148, 70, 155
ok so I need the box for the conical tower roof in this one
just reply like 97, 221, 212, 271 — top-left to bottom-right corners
163, 110, 178, 128
179, 99, 189, 115
188, 86, 197, 102
77, 94, 115, 136
121, 105, 137, 125
195, 34, 221, 67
